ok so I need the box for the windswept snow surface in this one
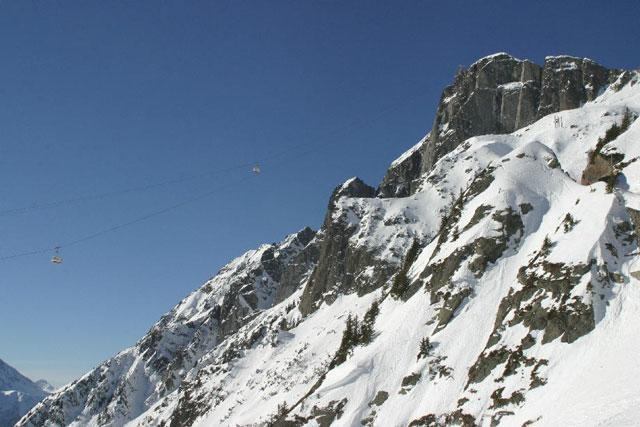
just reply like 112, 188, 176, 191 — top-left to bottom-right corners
19, 71, 640, 426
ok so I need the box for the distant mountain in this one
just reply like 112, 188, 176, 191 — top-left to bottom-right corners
19, 54, 640, 426
34, 380, 55, 394
0, 359, 48, 426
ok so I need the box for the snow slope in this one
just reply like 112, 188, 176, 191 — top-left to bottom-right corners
18, 64, 640, 426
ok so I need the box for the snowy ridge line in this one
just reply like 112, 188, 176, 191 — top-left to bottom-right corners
390, 134, 428, 168
16, 59, 640, 426
469, 52, 522, 67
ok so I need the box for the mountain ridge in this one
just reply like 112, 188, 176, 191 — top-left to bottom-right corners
18, 54, 640, 426
0, 358, 49, 426
378, 52, 621, 198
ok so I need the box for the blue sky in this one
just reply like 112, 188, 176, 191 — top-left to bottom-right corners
0, 1, 638, 386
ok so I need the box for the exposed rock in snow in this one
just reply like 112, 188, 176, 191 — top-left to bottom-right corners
390, 138, 425, 169
18, 58, 640, 427
378, 134, 428, 198
378, 52, 622, 198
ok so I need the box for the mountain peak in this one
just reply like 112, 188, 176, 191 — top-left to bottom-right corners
336, 177, 375, 198
0, 358, 42, 396
469, 51, 522, 67
18, 57, 640, 426
377, 52, 623, 198
0, 358, 48, 426
35, 379, 56, 394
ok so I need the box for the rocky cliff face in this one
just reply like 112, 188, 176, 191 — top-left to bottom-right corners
377, 136, 426, 198
299, 177, 384, 315
18, 57, 640, 427
378, 53, 621, 198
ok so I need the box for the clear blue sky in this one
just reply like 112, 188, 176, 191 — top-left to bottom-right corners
1, 1, 637, 386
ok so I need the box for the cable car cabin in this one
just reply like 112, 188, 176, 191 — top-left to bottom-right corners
51, 247, 62, 264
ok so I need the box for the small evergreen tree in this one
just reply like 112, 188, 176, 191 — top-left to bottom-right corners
359, 322, 372, 345
269, 401, 289, 424
360, 300, 380, 344
363, 300, 379, 325
417, 337, 433, 360
390, 269, 409, 299
621, 107, 633, 131
540, 236, 553, 257
591, 111, 635, 162
277, 401, 288, 417
344, 314, 355, 343
604, 122, 621, 142
333, 314, 356, 366
391, 239, 422, 299
351, 316, 360, 343
562, 213, 579, 233
333, 300, 384, 367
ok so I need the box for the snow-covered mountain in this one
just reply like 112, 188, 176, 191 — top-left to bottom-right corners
34, 381, 56, 395
0, 358, 49, 426
18, 53, 640, 426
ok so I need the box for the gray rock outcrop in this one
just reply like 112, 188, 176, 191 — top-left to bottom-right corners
377, 136, 426, 198
378, 53, 621, 197
299, 177, 392, 315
